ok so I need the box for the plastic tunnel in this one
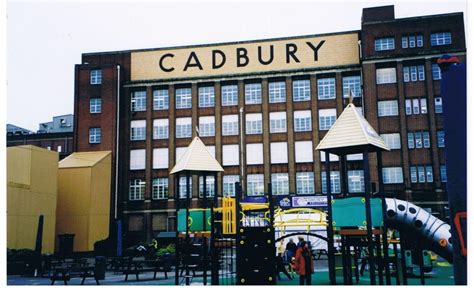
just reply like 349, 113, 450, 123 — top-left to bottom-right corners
384, 198, 453, 262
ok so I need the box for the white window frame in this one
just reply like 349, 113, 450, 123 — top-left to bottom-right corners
246, 143, 263, 165
437, 130, 445, 148
199, 176, 215, 198
153, 119, 169, 140
295, 141, 313, 163
199, 116, 215, 137
319, 108, 337, 130
222, 144, 239, 166
296, 172, 315, 194
130, 149, 146, 170
377, 100, 398, 117
247, 174, 264, 196
269, 112, 287, 133
131, 91, 147, 112
321, 171, 341, 194
130, 120, 146, 141
343, 76, 362, 98
435, 97, 443, 113
153, 148, 169, 169
348, 170, 364, 193
221, 84, 238, 106
376, 68, 397, 84
271, 173, 289, 195
90, 69, 102, 85
176, 117, 192, 138
222, 114, 239, 136
381, 133, 401, 150
294, 110, 312, 132
317, 78, 336, 100
269, 81, 286, 103
293, 79, 311, 101
90, 98, 102, 113
223, 175, 240, 197
152, 178, 168, 200
89, 128, 101, 144
198, 86, 215, 108
270, 142, 288, 164
129, 179, 145, 201
153, 89, 169, 110
432, 64, 442, 80
245, 83, 262, 104
382, 167, 403, 184
246, 113, 262, 135
430, 32, 452, 46
375, 37, 395, 51
175, 88, 192, 109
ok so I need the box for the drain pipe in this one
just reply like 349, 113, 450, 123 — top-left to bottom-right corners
114, 65, 121, 220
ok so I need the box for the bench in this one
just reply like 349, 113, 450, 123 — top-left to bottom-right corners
50, 259, 99, 285
123, 258, 170, 281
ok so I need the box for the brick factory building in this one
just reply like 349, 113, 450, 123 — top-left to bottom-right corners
73, 5, 465, 246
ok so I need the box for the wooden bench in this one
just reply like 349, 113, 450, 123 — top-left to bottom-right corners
50, 259, 99, 285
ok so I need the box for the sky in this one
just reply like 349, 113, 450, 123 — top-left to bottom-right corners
5, 0, 468, 131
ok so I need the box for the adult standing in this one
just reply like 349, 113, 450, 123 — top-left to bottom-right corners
293, 241, 314, 285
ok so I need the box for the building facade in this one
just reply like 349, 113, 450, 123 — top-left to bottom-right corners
73, 5, 465, 245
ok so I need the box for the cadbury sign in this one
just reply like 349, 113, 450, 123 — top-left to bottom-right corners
131, 32, 359, 81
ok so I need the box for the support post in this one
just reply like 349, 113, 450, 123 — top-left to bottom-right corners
325, 151, 336, 284
175, 174, 180, 285
363, 150, 376, 285
377, 151, 391, 285
202, 174, 207, 285
185, 172, 191, 286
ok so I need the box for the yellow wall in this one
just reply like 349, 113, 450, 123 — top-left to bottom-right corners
131, 32, 360, 81
56, 152, 111, 252
7, 145, 58, 254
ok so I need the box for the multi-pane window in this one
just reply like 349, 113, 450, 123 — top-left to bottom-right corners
247, 174, 264, 196
405, 98, 427, 115
223, 175, 240, 197
377, 100, 398, 117
403, 65, 425, 82
153, 148, 168, 169
293, 80, 311, 101
222, 115, 239, 136
222, 144, 239, 166
382, 167, 403, 184
198, 86, 215, 108
153, 89, 169, 110
437, 131, 445, 148
221, 85, 238, 106
410, 166, 418, 183
199, 116, 215, 137
317, 78, 336, 99
245, 83, 262, 104
179, 177, 192, 199
432, 64, 442, 80
90, 98, 102, 113
129, 179, 145, 201
269, 112, 287, 133
131, 91, 147, 112
426, 166, 434, 183
130, 120, 146, 141
89, 128, 101, 144
130, 149, 146, 170
199, 176, 215, 198
296, 172, 315, 194
295, 141, 313, 163
343, 76, 362, 98
430, 32, 452, 46
321, 171, 341, 194
435, 97, 443, 113
152, 178, 168, 200
348, 170, 364, 193
440, 165, 447, 182
153, 119, 169, 139
246, 143, 263, 165
408, 131, 430, 149
270, 142, 288, 164
269, 81, 286, 103
374, 37, 395, 51
376, 68, 397, 84
294, 110, 312, 132
176, 88, 192, 109
176, 117, 192, 138
319, 109, 337, 130
380, 133, 401, 150
271, 173, 289, 195
246, 113, 262, 134
402, 35, 423, 48
90, 69, 102, 85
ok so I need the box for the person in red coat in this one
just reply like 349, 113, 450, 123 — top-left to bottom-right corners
292, 241, 314, 285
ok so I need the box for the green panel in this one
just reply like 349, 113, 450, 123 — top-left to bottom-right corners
331, 197, 383, 227
405, 250, 413, 267
422, 250, 432, 267
177, 209, 211, 232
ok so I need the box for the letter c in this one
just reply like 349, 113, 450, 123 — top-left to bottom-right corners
159, 53, 175, 72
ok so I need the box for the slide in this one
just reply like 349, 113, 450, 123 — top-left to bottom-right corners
384, 198, 453, 262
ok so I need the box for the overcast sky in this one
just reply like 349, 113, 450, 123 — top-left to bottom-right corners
6, 0, 467, 131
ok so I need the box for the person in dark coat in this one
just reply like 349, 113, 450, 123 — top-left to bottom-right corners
286, 238, 297, 260
292, 241, 314, 285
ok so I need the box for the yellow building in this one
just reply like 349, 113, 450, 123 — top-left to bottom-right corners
7, 145, 59, 254
56, 151, 112, 252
